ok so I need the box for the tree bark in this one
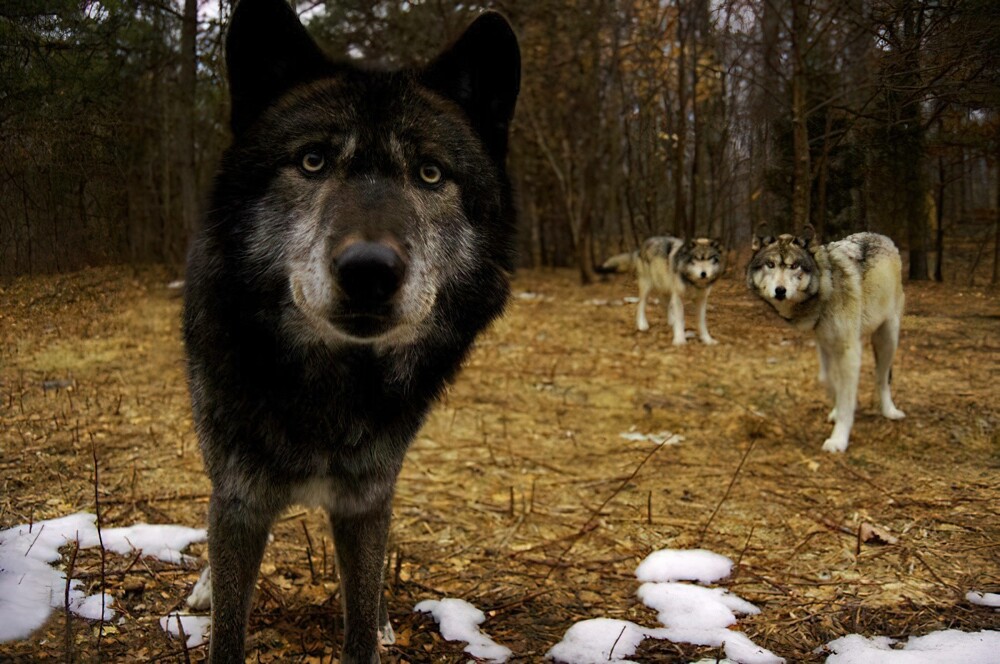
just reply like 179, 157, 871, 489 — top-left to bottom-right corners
790, 0, 811, 232
178, 0, 199, 263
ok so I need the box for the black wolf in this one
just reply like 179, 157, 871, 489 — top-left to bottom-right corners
182, 0, 520, 660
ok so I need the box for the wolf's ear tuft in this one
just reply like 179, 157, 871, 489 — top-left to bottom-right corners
751, 224, 771, 252
226, 0, 328, 136
799, 224, 819, 250
421, 12, 521, 162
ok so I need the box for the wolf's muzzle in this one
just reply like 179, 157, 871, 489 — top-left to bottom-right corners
334, 240, 408, 307
774, 286, 787, 301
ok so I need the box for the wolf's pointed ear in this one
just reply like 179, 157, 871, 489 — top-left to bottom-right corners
421, 12, 520, 162
226, 0, 328, 136
799, 224, 819, 250
751, 224, 771, 252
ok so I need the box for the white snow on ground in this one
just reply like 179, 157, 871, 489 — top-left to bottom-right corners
619, 430, 685, 446
635, 548, 733, 584
822, 629, 1000, 663
0, 512, 206, 643
966, 591, 1000, 608
637, 582, 759, 630
415, 597, 512, 663
548, 548, 783, 664
546, 618, 649, 664
160, 613, 212, 649
86, 523, 205, 565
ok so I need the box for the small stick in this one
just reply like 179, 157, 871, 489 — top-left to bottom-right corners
646, 490, 652, 525
175, 615, 192, 664
608, 625, 627, 661
24, 523, 46, 557
546, 439, 669, 578
91, 435, 107, 656
393, 546, 403, 589
731, 525, 756, 581
300, 520, 317, 584
699, 438, 757, 544
321, 536, 328, 579
63, 539, 79, 663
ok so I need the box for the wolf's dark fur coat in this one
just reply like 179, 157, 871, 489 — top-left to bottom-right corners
182, 0, 519, 661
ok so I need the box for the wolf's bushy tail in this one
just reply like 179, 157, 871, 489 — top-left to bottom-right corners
595, 251, 636, 275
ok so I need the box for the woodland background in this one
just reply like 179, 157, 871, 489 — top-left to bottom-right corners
1, 0, 1000, 283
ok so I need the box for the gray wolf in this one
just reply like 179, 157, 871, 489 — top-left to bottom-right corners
599, 237, 725, 345
181, 1, 519, 661
746, 227, 906, 453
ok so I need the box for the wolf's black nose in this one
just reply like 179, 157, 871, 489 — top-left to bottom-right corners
334, 241, 406, 305
700, 271, 707, 278
774, 286, 787, 300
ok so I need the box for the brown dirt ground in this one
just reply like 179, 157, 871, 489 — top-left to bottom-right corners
1, 263, 998, 663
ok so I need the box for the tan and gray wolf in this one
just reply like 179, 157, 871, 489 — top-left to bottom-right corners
182, 0, 519, 661
599, 237, 725, 345
746, 227, 906, 453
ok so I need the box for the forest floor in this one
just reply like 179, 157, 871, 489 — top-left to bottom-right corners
1, 263, 998, 662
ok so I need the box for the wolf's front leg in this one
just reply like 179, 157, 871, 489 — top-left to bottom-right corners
207, 494, 275, 664
817, 346, 837, 421
821, 344, 861, 453
331, 500, 393, 664
669, 291, 686, 345
696, 288, 717, 345
636, 280, 651, 332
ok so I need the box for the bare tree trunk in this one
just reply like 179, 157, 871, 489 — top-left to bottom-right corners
815, 112, 834, 240
935, 153, 945, 282
673, 6, 688, 237
993, 139, 1000, 285
178, 0, 199, 264
790, 0, 811, 232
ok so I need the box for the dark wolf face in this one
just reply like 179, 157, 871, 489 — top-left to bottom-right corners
679, 238, 725, 286
747, 228, 819, 316
205, 1, 520, 347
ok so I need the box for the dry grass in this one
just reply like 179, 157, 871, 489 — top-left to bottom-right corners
1, 263, 998, 663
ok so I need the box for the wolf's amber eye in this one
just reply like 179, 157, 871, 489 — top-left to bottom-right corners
712, 256, 719, 264
765, 260, 775, 269
790, 262, 800, 269
300, 151, 326, 174
418, 163, 443, 186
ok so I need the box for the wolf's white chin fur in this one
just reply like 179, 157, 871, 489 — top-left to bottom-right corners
289, 275, 432, 348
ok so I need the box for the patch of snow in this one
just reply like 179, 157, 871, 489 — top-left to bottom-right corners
822, 629, 1000, 663
619, 431, 684, 446
548, 548, 782, 664
966, 591, 1000, 608
546, 618, 647, 663
636, 548, 733, 584
160, 613, 211, 649
80, 523, 206, 565
0, 512, 205, 644
637, 582, 759, 630
415, 597, 511, 663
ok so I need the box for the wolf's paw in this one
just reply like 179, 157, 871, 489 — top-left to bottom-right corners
672, 337, 687, 346
882, 406, 906, 420
637, 321, 650, 332
821, 437, 849, 453
701, 336, 718, 345
379, 620, 396, 646
186, 566, 212, 610
826, 408, 838, 423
